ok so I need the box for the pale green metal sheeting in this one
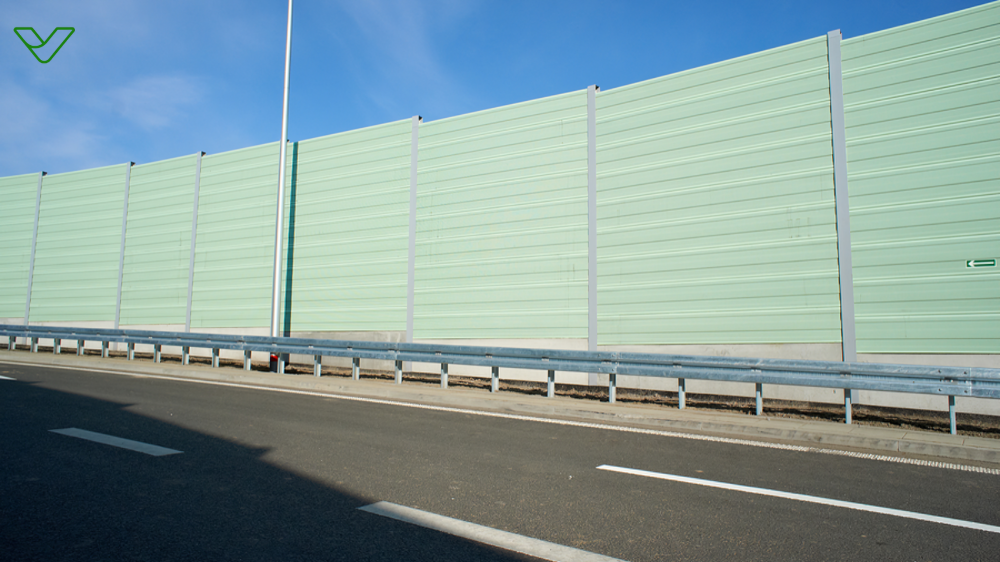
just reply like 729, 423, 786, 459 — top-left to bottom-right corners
415, 90, 589, 339
119, 154, 199, 326
279, 120, 411, 332
0, 173, 40, 319
189, 143, 280, 329
28, 164, 129, 322
843, 1, 1000, 354
596, 36, 842, 345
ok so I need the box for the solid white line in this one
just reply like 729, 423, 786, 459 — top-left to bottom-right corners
0, 375, 16, 380
50, 428, 182, 456
597, 464, 1000, 534
359, 501, 625, 562
5, 358, 998, 476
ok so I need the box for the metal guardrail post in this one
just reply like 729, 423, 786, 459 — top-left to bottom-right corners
352, 357, 360, 380
101, 341, 109, 358
277, 354, 285, 374
949, 396, 957, 435
53, 338, 60, 354
845, 389, 852, 424
609, 373, 617, 404
153, 344, 161, 363
211, 348, 219, 368
755, 383, 763, 415
547, 370, 555, 398
491, 366, 499, 393
314, 355, 321, 377
7, 336, 14, 351
182, 347, 190, 365
678, 378, 686, 409
441, 363, 448, 389
30, 337, 38, 353
395, 360, 403, 385
244, 350, 252, 371
77, 340, 84, 356
127, 342, 135, 360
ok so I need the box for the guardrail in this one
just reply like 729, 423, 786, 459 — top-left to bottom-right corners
3, 324, 998, 435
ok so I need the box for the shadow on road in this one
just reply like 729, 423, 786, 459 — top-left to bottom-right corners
0, 373, 543, 561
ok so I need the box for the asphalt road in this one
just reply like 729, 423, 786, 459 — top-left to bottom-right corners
3, 362, 999, 561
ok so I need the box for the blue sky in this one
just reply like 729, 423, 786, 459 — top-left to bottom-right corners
0, 0, 990, 177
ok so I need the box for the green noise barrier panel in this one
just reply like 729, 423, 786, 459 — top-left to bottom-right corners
118, 154, 199, 326
27, 164, 129, 322
0, 173, 41, 319
280, 120, 412, 332
415, 91, 589, 339
596, 36, 842, 345
189, 143, 279, 329
843, 2, 1000, 354
1, 2, 997, 356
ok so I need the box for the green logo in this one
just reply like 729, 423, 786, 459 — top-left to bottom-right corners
14, 27, 75, 63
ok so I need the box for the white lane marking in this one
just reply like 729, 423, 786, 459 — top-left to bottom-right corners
359, 501, 625, 562
0, 375, 16, 380
5, 359, 998, 476
597, 464, 1000, 535
50, 428, 182, 456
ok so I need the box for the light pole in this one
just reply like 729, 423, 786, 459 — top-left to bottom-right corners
270, 0, 293, 345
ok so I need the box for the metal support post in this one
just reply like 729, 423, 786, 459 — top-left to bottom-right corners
547, 369, 555, 398
395, 360, 403, 384
53, 338, 60, 354
586, 84, 599, 386
949, 395, 957, 435
114, 162, 134, 332
127, 342, 135, 360
31, 337, 38, 353
352, 357, 360, 380
8, 336, 14, 351
678, 378, 686, 409
244, 350, 252, 371
755, 383, 763, 416
845, 388, 853, 424
278, 354, 285, 374
153, 344, 161, 363
182, 347, 190, 365
441, 363, 448, 389
314, 354, 322, 377
609, 373, 617, 404
24, 171, 45, 326
828, 30, 858, 408
77, 340, 84, 356
491, 366, 499, 393
101, 341, 109, 358
212, 348, 219, 368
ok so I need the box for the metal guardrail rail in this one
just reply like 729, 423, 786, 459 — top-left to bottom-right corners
4, 324, 998, 435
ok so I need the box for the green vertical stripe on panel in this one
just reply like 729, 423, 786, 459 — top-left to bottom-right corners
29, 164, 130, 322
190, 143, 280, 329
119, 154, 199, 326
843, 1, 1000, 354
0, 173, 41, 319
596, 36, 843, 345
415, 91, 590, 339
279, 120, 412, 332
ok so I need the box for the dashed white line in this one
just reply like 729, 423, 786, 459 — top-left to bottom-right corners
359, 501, 625, 562
50, 428, 182, 456
0, 374, 16, 380
597, 464, 1000, 534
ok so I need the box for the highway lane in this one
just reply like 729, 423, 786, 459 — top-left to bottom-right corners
3, 362, 999, 561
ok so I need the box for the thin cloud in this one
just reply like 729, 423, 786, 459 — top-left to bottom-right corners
332, 0, 482, 119
108, 75, 205, 130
